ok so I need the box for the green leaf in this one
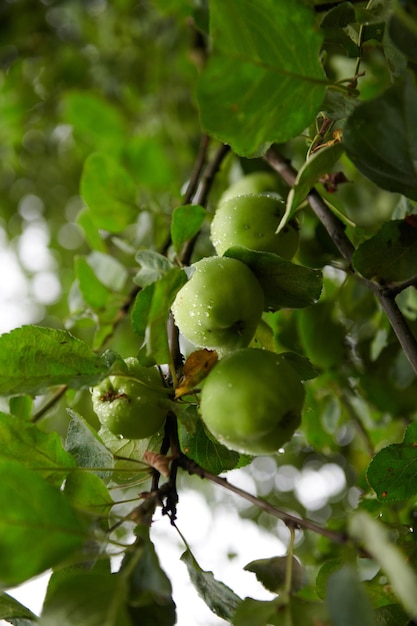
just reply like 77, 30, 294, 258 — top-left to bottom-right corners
367, 422, 417, 502
327, 565, 377, 626
148, 267, 188, 365
0, 326, 115, 396
131, 284, 154, 346
181, 549, 241, 621
0, 616, 37, 626
297, 303, 346, 369
197, 0, 326, 156
86, 251, 129, 292
285, 143, 345, 227
232, 596, 282, 626
173, 400, 199, 433
375, 604, 409, 626
76, 207, 107, 252
244, 556, 306, 594
63, 470, 113, 518
302, 386, 339, 451
362, 20, 385, 45
0, 459, 87, 587
225, 246, 322, 310
118, 525, 176, 625
343, 73, 417, 200
233, 596, 329, 626
75, 256, 110, 309
41, 571, 131, 626
352, 219, 417, 284
98, 427, 162, 483
170, 204, 206, 255
349, 511, 417, 619
122, 525, 174, 608
80, 152, 138, 233
315, 558, 344, 600
179, 419, 241, 475
62, 91, 126, 153
134, 250, 175, 288
127, 604, 175, 626
389, 9, 417, 64
322, 88, 359, 121
279, 352, 319, 381
320, 2, 359, 58
133, 268, 187, 365
0, 412, 76, 486
0, 593, 37, 622
9, 395, 33, 420
124, 134, 176, 190
65, 410, 114, 482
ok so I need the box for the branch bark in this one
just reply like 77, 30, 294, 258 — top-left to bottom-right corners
177, 454, 348, 544
264, 146, 417, 376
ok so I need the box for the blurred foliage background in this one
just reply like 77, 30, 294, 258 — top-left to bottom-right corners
0, 0, 198, 332
1, 0, 416, 539
2, 2, 417, 623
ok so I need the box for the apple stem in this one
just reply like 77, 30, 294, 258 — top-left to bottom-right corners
283, 525, 296, 601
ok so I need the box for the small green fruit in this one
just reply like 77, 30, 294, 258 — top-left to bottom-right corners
211, 193, 299, 258
91, 358, 170, 439
219, 172, 284, 204
171, 256, 264, 354
200, 348, 305, 455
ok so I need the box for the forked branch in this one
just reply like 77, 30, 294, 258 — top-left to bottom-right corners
264, 146, 417, 376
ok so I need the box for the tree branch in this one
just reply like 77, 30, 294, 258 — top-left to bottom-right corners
264, 147, 355, 264
264, 146, 417, 376
183, 134, 211, 204
177, 454, 348, 544
32, 384, 68, 423
193, 143, 231, 207
372, 292, 417, 374
180, 142, 231, 266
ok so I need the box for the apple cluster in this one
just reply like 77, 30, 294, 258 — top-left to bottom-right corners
171, 173, 305, 456
90, 173, 306, 455
171, 173, 300, 356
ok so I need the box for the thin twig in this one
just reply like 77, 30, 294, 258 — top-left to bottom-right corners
184, 134, 211, 204
161, 134, 211, 256
181, 143, 231, 266
373, 292, 417, 374
193, 143, 231, 207
380, 276, 417, 297
177, 454, 348, 544
32, 385, 68, 423
264, 147, 355, 264
264, 147, 417, 376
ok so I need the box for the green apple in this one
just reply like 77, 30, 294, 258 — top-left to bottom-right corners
211, 193, 299, 258
219, 171, 284, 204
91, 357, 171, 439
200, 348, 305, 455
171, 256, 264, 353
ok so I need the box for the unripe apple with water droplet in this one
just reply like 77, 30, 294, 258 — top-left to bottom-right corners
219, 171, 285, 204
91, 358, 171, 439
211, 193, 299, 258
200, 348, 305, 455
171, 256, 264, 354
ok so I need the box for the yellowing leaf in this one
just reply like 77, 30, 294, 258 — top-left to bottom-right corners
143, 451, 173, 477
175, 350, 218, 398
